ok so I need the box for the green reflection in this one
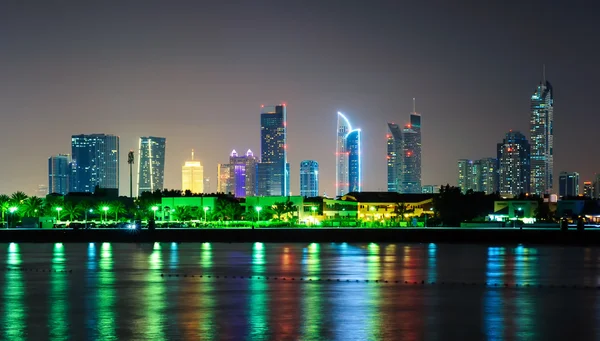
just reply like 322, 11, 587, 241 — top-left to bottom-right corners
145, 242, 166, 340
50, 243, 69, 341
4, 243, 25, 341
367, 243, 382, 340
98, 243, 116, 339
514, 245, 536, 339
199, 243, 216, 340
248, 242, 268, 339
301, 243, 322, 340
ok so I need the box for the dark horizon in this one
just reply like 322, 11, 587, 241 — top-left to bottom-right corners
1, 1, 598, 196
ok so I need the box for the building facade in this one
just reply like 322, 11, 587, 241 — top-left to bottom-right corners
558, 172, 579, 198
346, 129, 362, 193
224, 149, 259, 197
497, 131, 531, 198
71, 134, 119, 193
217, 164, 233, 194
458, 158, 498, 194
457, 159, 473, 193
48, 154, 71, 195
182, 150, 203, 194
257, 105, 288, 196
387, 123, 403, 192
137, 136, 166, 196
583, 181, 592, 198
336, 112, 352, 196
530, 73, 554, 196
300, 160, 319, 197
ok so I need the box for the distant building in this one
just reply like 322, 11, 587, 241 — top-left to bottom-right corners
71, 134, 119, 193
559, 172, 579, 198
48, 154, 71, 195
182, 150, 203, 194
226, 149, 259, 197
300, 160, 319, 197
217, 163, 233, 194
529, 70, 554, 196
594, 174, 600, 199
457, 158, 497, 194
421, 185, 440, 194
346, 129, 362, 193
257, 105, 288, 196
137, 136, 166, 196
386, 123, 403, 192
457, 159, 473, 193
497, 131, 530, 198
583, 181, 592, 198
36, 184, 49, 198
204, 177, 211, 194
337, 112, 362, 196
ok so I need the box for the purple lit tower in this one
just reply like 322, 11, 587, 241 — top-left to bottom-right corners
229, 149, 258, 197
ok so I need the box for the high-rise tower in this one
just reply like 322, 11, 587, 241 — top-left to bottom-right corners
386, 123, 403, 192
530, 67, 554, 196
137, 136, 166, 196
300, 160, 319, 197
336, 112, 361, 195
71, 134, 119, 193
182, 150, 203, 194
497, 131, 531, 197
48, 154, 71, 195
257, 104, 288, 196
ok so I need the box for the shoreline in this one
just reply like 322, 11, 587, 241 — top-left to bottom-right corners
0, 228, 599, 245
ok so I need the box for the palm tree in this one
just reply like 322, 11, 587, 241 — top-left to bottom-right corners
113, 201, 127, 222
44, 195, 64, 216
22, 196, 44, 218
0, 194, 10, 226
10, 191, 28, 206
173, 206, 193, 222
270, 201, 297, 221
97, 202, 111, 222
76, 201, 94, 221
62, 202, 81, 221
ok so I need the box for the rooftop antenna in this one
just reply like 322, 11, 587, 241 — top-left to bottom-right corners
413, 97, 416, 113
191, 149, 195, 161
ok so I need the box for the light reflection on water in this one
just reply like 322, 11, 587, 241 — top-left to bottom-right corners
1, 243, 600, 340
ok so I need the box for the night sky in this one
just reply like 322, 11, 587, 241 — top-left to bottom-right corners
1, 0, 598, 196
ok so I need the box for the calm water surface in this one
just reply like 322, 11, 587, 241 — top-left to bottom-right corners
0, 242, 599, 341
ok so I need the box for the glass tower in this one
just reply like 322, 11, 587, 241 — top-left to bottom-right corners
227, 149, 258, 198
300, 160, 319, 197
336, 112, 361, 195
346, 129, 362, 193
530, 70, 554, 196
258, 105, 288, 196
137, 136, 166, 196
71, 134, 119, 193
558, 172, 579, 198
48, 154, 70, 195
497, 131, 531, 197
386, 123, 403, 192
182, 150, 203, 194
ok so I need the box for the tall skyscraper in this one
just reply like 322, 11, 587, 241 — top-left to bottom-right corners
217, 163, 233, 194
137, 136, 166, 196
182, 150, 203, 194
457, 159, 473, 193
300, 160, 319, 197
583, 181, 592, 198
530, 68, 554, 196
386, 123, 403, 192
48, 154, 70, 195
257, 104, 288, 196
497, 131, 531, 198
71, 134, 119, 193
226, 149, 259, 197
336, 112, 361, 195
559, 172, 579, 198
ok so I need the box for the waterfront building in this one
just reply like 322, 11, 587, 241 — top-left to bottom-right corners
457, 159, 473, 193
48, 154, 70, 195
474, 158, 498, 194
558, 172, 579, 198
386, 123, 403, 192
336, 112, 362, 196
300, 160, 319, 197
257, 105, 288, 196
226, 149, 259, 197
497, 131, 531, 198
217, 163, 233, 194
530, 69, 554, 196
71, 134, 119, 193
137, 136, 166, 196
182, 150, 203, 194
346, 129, 362, 192
583, 181, 592, 198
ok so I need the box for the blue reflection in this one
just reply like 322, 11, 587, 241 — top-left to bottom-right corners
3, 243, 25, 341
428, 243, 437, 283
514, 245, 536, 339
484, 247, 505, 340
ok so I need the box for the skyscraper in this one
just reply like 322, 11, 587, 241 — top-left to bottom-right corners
336, 112, 361, 195
137, 136, 166, 196
386, 123, 403, 192
217, 163, 233, 194
48, 154, 70, 195
559, 172, 579, 198
497, 131, 531, 198
530, 68, 554, 196
583, 181, 592, 198
300, 160, 319, 197
457, 158, 498, 194
227, 149, 259, 197
71, 134, 119, 193
182, 150, 203, 194
257, 104, 287, 196
457, 159, 473, 193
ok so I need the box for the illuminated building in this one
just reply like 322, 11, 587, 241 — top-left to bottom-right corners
583, 181, 592, 198
386, 100, 421, 194
257, 105, 288, 196
181, 150, 203, 194
336, 112, 362, 195
386, 123, 403, 192
457, 158, 498, 194
36, 184, 48, 197
71, 134, 119, 193
137, 136, 166, 196
300, 160, 319, 197
558, 172, 579, 198
421, 185, 440, 194
530, 69, 554, 196
217, 163, 233, 194
225, 149, 258, 197
497, 131, 530, 198
594, 174, 600, 199
457, 159, 473, 193
48, 154, 70, 195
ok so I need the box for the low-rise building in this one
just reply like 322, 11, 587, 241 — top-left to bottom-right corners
341, 192, 434, 223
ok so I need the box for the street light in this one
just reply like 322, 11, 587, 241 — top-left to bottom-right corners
311, 206, 317, 226
55, 207, 63, 222
102, 206, 109, 222
85, 209, 93, 228
8, 207, 17, 228
256, 206, 262, 226
203, 206, 209, 222
152, 206, 158, 220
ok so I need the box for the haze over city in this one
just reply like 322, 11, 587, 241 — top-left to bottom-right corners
0, 0, 598, 196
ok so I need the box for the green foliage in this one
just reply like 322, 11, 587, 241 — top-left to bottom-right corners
21, 196, 44, 217
433, 185, 500, 226
62, 202, 81, 221
10, 191, 28, 206
212, 199, 243, 221
113, 201, 127, 221
172, 206, 193, 221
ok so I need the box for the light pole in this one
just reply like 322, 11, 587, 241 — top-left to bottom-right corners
85, 209, 93, 228
102, 206, 109, 223
256, 206, 262, 227
55, 207, 62, 223
311, 206, 317, 226
152, 206, 158, 221
203, 206, 209, 223
8, 207, 17, 228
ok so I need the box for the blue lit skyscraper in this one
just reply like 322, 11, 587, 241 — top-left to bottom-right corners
48, 154, 70, 195
300, 160, 319, 197
228, 149, 258, 198
336, 112, 361, 195
497, 131, 530, 197
257, 104, 288, 196
137, 136, 166, 196
386, 123, 403, 192
530, 69, 554, 196
71, 134, 119, 193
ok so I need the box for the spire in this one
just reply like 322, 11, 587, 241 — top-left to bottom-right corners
191, 149, 194, 161
413, 98, 416, 113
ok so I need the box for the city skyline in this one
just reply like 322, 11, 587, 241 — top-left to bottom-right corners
0, 1, 598, 196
